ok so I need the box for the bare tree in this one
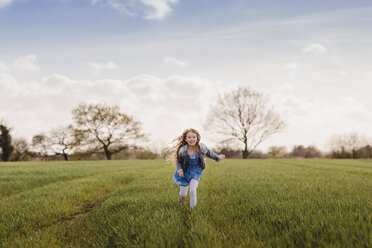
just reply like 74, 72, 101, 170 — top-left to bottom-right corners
205, 87, 286, 158
11, 137, 29, 161
268, 146, 287, 158
72, 102, 146, 160
49, 125, 75, 161
329, 132, 368, 158
31, 134, 51, 160
289, 145, 322, 158
355, 145, 372, 158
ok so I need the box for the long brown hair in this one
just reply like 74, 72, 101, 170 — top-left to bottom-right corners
171, 128, 201, 160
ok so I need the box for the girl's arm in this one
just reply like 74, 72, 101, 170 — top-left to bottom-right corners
205, 146, 225, 161
176, 152, 184, 173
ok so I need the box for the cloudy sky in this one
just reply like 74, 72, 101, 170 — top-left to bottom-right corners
1, 0, 372, 152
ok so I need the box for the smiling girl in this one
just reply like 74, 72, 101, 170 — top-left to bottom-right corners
172, 128, 225, 208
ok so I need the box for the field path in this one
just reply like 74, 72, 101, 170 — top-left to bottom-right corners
0, 160, 167, 246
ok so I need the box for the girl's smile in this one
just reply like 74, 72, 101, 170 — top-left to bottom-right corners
186, 132, 198, 146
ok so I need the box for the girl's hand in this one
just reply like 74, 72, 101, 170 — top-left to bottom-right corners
220, 154, 225, 160
178, 171, 184, 177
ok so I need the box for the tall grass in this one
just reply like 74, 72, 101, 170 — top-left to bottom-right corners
0, 159, 371, 247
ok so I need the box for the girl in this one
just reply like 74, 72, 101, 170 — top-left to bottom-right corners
172, 128, 225, 208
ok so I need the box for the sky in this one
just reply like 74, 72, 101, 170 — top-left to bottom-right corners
1, 0, 372, 153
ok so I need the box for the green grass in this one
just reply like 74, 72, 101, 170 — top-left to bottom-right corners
0, 159, 371, 247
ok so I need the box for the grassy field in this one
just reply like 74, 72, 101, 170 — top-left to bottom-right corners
0, 159, 371, 247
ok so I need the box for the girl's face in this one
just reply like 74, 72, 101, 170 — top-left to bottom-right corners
185, 132, 198, 146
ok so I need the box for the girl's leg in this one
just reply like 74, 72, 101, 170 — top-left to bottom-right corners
189, 179, 199, 208
180, 186, 188, 197
179, 186, 188, 204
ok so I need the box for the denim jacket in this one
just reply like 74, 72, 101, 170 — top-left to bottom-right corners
176, 143, 221, 173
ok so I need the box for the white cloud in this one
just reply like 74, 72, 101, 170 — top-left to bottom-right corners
125, 74, 162, 94
285, 62, 298, 70
0, 61, 9, 73
302, 43, 327, 54
163, 57, 189, 68
43, 74, 74, 89
97, 0, 179, 20
366, 103, 372, 112
10, 54, 40, 72
0, 0, 14, 9
277, 83, 294, 92
341, 96, 355, 104
269, 92, 372, 150
0, 72, 17, 91
88, 62, 118, 73
0, 71, 214, 145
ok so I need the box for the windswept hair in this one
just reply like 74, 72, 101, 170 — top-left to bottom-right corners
169, 128, 201, 161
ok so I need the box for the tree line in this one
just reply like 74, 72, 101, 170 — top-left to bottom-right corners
1, 102, 148, 161
214, 138, 372, 159
1, 87, 371, 161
